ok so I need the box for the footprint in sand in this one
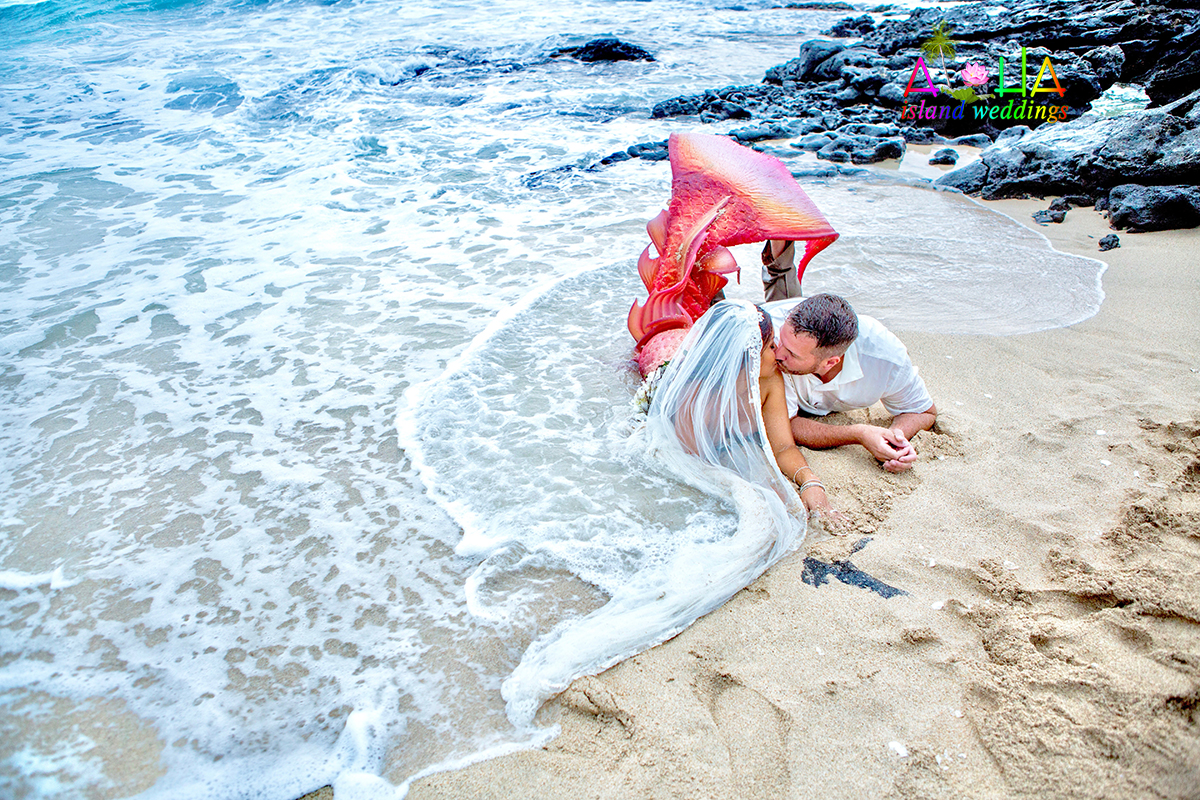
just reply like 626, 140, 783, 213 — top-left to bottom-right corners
707, 674, 791, 800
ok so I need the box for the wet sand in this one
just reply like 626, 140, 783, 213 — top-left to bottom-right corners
400, 198, 1200, 799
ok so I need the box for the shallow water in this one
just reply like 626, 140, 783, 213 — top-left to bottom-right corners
0, 1, 1107, 797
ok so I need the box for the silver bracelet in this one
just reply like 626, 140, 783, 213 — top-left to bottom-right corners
798, 480, 825, 493
792, 465, 814, 483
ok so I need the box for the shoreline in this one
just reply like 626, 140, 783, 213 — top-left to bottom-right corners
400, 197, 1200, 798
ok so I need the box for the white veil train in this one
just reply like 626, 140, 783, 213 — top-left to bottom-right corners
502, 299, 807, 726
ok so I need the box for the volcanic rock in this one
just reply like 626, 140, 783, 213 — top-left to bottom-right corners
551, 38, 655, 62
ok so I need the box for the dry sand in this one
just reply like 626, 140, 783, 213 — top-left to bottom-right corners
392, 199, 1200, 800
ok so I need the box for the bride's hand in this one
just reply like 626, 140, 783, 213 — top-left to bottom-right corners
809, 507, 849, 535
799, 485, 849, 535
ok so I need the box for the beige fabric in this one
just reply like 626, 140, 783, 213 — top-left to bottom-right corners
760, 240, 800, 301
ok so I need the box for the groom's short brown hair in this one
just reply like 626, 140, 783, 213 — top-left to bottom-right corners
785, 293, 858, 351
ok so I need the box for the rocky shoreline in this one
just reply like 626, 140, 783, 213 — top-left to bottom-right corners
566, 0, 1200, 234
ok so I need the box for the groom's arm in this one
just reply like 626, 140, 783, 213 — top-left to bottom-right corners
789, 414, 868, 450
790, 404, 935, 466
892, 405, 937, 441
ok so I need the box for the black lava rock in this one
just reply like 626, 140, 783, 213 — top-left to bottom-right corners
948, 134, 993, 148
627, 141, 668, 161
1141, 19, 1200, 106
1049, 196, 1093, 211
700, 100, 751, 122
929, 148, 959, 165
1083, 45, 1125, 87
825, 14, 876, 38
1098, 234, 1120, 251
817, 133, 905, 164
900, 126, 944, 144
729, 122, 801, 143
650, 95, 706, 118
651, 84, 789, 120
841, 122, 899, 138
551, 38, 655, 63
810, 47, 887, 83
790, 132, 836, 152
1106, 184, 1200, 232
597, 150, 632, 166
781, 2, 854, 10
765, 39, 847, 85
935, 88, 1200, 202
1032, 208, 1066, 224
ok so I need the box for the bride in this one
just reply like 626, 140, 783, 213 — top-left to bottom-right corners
643, 298, 844, 529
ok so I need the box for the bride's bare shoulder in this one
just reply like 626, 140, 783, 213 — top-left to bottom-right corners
759, 369, 785, 398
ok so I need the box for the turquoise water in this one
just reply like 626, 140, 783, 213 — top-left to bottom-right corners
1086, 82, 1152, 117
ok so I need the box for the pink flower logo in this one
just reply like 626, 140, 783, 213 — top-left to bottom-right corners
961, 63, 989, 86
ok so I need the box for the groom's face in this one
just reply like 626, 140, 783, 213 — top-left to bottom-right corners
774, 327, 840, 378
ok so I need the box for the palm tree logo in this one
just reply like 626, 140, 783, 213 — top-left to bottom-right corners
921, 20, 958, 91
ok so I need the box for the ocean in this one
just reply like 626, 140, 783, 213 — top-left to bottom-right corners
0, 0, 1107, 797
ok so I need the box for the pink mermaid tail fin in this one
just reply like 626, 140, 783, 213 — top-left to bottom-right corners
664, 132, 839, 255
627, 289, 690, 343
628, 195, 729, 341
629, 132, 839, 374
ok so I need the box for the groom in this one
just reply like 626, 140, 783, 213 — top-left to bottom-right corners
763, 290, 937, 473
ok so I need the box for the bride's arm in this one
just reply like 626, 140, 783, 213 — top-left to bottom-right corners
760, 373, 832, 513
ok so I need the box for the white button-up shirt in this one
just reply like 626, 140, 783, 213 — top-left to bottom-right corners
765, 301, 933, 417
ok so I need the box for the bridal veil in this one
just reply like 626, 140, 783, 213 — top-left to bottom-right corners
502, 299, 808, 726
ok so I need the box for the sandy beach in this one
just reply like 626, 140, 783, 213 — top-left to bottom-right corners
397, 199, 1200, 799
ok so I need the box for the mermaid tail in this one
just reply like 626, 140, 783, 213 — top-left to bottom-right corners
628, 132, 839, 374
